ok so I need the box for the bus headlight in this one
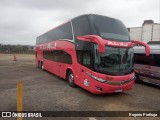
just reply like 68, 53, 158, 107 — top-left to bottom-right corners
86, 72, 108, 83
130, 75, 136, 80
93, 76, 107, 82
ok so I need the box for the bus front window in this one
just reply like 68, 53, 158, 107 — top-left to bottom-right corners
94, 46, 134, 75
89, 15, 130, 42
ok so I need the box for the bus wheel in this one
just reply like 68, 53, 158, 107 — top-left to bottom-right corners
135, 74, 141, 83
67, 71, 76, 88
41, 62, 44, 71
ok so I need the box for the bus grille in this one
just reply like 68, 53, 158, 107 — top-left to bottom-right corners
105, 79, 132, 86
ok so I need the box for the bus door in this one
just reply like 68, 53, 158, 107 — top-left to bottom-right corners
75, 50, 94, 88
76, 41, 94, 87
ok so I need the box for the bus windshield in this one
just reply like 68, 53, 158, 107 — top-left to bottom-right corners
89, 15, 130, 41
94, 46, 134, 75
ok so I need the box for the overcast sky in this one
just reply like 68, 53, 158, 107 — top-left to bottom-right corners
0, 0, 159, 45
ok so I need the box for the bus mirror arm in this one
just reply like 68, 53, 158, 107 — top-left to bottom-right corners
77, 35, 105, 53
131, 40, 150, 56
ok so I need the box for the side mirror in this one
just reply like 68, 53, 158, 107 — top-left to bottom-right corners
131, 40, 150, 56
77, 35, 105, 53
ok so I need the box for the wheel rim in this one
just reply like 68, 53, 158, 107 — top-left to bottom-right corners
42, 64, 44, 70
69, 73, 74, 83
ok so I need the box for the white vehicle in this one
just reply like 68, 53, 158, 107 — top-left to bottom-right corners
134, 44, 160, 86
129, 20, 160, 43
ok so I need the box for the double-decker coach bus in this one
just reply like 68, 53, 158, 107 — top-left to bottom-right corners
36, 14, 150, 94
134, 45, 160, 86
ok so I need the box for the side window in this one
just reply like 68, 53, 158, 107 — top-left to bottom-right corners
43, 51, 54, 60
43, 50, 72, 64
54, 22, 73, 41
72, 16, 91, 37
76, 50, 92, 68
77, 50, 83, 64
76, 40, 94, 69
83, 51, 91, 66
37, 22, 73, 45
63, 52, 72, 64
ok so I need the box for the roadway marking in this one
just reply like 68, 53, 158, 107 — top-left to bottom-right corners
17, 81, 23, 120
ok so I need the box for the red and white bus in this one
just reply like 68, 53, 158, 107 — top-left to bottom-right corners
36, 14, 150, 94
134, 44, 160, 86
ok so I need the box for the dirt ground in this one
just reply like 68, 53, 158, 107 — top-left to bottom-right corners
0, 54, 159, 120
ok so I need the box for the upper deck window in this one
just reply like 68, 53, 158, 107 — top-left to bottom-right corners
89, 15, 130, 42
72, 16, 91, 37
36, 22, 73, 45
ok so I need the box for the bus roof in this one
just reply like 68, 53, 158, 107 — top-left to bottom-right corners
71, 14, 117, 21
37, 14, 119, 38
134, 45, 160, 54
36, 14, 129, 45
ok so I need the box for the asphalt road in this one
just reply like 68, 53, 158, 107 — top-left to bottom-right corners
0, 54, 159, 120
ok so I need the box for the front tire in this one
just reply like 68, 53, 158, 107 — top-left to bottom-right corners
135, 74, 141, 83
67, 71, 76, 88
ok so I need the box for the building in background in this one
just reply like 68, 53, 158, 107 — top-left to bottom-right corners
128, 20, 160, 43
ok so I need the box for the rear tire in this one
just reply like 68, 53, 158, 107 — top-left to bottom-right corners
67, 71, 76, 88
41, 62, 44, 71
